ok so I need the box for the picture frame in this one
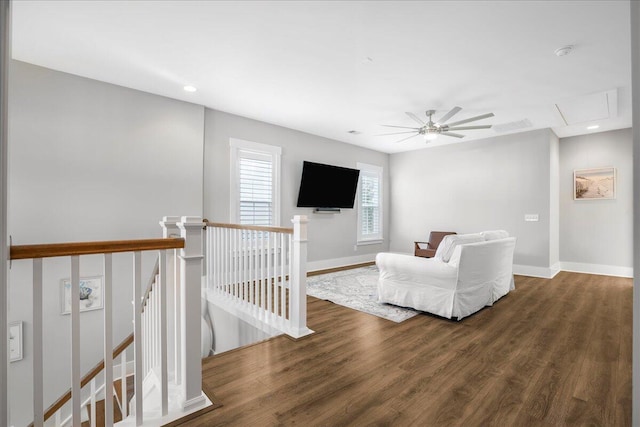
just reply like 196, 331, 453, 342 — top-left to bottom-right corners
574, 167, 616, 200
9, 321, 23, 362
61, 276, 104, 315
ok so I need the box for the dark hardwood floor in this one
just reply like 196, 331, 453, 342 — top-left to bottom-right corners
180, 272, 632, 426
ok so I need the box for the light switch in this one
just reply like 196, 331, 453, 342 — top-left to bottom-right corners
524, 214, 539, 222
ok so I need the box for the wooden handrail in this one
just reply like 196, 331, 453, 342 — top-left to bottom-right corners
10, 237, 185, 260
34, 333, 135, 424
205, 222, 293, 234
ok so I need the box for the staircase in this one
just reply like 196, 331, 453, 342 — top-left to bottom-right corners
81, 377, 133, 427
5, 215, 312, 426
8, 216, 211, 426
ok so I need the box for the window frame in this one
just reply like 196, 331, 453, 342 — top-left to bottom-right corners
229, 138, 282, 226
356, 162, 384, 244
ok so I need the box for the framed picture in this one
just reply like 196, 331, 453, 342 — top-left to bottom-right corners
61, 276, 104, 315
9, 321, 23, 362
574, 167, 616, 200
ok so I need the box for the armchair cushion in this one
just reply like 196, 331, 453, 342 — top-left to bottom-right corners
481, 230, 509, 241
434, 233, 484, 262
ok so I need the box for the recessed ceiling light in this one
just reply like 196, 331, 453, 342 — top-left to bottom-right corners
554, 45, 573, 57
587, 125, 600, 130
183, 85, 197, 92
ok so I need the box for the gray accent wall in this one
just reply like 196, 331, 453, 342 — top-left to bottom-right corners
203, 109, 390, 265
8, 60, 204, 426
559, 128, 633, 268
389, 129, 554, 268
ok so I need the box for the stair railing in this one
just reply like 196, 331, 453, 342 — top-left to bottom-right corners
8, 216, 208, 427
203, 215, 313, 338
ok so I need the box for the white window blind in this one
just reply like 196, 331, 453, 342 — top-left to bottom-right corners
357, 163, 383, 242
230, 139, 281, 226
360, 172, 380, 236
239, 154, 273, 225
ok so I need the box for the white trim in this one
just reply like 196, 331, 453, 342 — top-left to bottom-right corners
356, 239, 384, 246
307, 253, 377, 273
306, 255, 632, 280
356, 162, 383, 243
559, 261, 633, 278
513, 264, 559, 279
229, 138, 281, 226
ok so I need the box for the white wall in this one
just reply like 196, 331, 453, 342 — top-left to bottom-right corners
389, 129, 554, 270
203, 109, 390, 269
559, 128, 633, 274
8, 61, 204, 426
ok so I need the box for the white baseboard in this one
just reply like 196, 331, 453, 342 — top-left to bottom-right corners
307, 254, 377, 273
513, 264, 559, 279
307, 255, 632, 279
514, 262, 632, 279
559, 262, 633, 278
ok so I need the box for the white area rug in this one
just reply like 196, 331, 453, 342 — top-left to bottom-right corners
306, 265, 419, 323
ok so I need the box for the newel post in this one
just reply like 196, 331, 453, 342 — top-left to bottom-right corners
177, 216, 207, 409
289, 215, 314, 338
160, 216, 181, 385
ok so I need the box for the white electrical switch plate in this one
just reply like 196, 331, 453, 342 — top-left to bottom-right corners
525, 214, 539, 222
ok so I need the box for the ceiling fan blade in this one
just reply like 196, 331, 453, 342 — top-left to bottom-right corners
447, 125, 492, 131
436, 106, 462, 125
376, 131, 419, 136
394, 134, 420, 143
441, 132, 465, 138
381, 124, 421, 130
405, 112, 425, 125
446, 112, 495, 128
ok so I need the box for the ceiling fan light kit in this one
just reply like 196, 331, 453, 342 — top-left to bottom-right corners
381, 106, 495, 144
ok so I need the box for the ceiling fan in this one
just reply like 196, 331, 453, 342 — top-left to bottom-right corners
380, 107, 494, 143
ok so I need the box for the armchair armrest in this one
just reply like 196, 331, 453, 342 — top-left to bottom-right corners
414, 241, 436, 258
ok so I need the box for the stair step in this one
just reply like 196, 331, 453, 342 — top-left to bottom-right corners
81, 376, 134, 427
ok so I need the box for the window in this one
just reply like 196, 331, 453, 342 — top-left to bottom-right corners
357, 162, 383, 243
230, 139, 281, 226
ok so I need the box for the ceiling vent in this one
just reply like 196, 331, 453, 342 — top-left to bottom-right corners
554, 89, 618, 126
492, 118, 533, 133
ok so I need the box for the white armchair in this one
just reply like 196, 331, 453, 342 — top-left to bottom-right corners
377, 233, 516, 320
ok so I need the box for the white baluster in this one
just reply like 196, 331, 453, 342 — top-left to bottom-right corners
241, 228, 245, 303
174, 248, 181, 386
280, 233, 286, 320
33, 258, 44, 427
90, 378, 96, 427
267, 231, 272, 316
272, 232, 278, 319
260, 231, 265, 312
71, 256, 81, 427
103, 253, 114, 427
120, 350, 128, 418
133, 251, 143, 425
288, 234, 293, 320
159, 250, 168, 416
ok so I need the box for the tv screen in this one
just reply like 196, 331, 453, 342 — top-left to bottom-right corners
296, 161, 360, 208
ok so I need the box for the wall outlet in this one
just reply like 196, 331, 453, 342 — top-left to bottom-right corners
353, 245, 358, 251
524, 214, 539, 222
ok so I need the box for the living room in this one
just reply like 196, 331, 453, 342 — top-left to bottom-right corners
2, 1, 639, 426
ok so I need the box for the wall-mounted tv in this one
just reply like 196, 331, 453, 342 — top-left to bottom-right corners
296, 161, 360, 209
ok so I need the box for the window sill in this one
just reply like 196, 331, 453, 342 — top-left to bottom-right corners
357, 239, 384, 246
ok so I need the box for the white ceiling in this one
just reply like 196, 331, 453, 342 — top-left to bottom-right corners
11, 1, 632, 154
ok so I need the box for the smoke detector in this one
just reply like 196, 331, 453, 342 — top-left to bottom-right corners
554, 45, 573, 57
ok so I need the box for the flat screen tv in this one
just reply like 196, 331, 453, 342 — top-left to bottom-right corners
296, 161, 360, 209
